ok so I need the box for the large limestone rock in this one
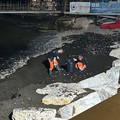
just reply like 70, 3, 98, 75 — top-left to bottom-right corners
58, 85, 120, 119
77, 66, 120, 103
78, 66, 120, 90
12, 108, 56, 120
109, 47, 120, 58
36, 83, 86, 105
58, 92, 101, 119
78, 72, 111, 89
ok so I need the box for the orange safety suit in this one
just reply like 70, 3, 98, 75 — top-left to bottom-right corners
48, 58, 54, 70
75, 61, 86, 70
48, 58, 58, 70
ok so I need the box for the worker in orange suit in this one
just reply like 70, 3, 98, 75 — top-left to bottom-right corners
48, 49, 63, 75
74, 55, 87, 72
75, 61, 86, 71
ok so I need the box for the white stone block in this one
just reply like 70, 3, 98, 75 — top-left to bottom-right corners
12, 108, 56, 120
36, 83, 86, 105
58, 92, 101, 119
109, 47, 120, 58
78, 72, 111, 89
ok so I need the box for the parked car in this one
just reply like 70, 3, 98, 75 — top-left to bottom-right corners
95, 17, 115, 26
101, 19, 120, 29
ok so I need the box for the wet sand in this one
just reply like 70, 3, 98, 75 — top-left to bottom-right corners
0, 27, 119, 120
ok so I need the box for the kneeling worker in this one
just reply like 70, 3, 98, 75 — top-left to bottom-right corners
74, 55, 87, 71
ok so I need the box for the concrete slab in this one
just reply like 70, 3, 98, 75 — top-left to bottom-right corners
71, 92, 120, 120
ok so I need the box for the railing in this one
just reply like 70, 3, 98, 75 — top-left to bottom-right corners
0, 0, 119, 15
0, 1, 63, 11
0, 1, 30, 11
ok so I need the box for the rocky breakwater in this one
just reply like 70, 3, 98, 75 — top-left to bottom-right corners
12, 40, 120, 120
12, 29, 120, 120
57, 42, 120, 119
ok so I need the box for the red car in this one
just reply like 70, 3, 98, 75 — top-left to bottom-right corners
101, 19, 120, 29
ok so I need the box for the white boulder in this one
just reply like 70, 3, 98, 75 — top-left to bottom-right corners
109, 47, 120, 58
12, 108, 56, 120
78, 72, 111, 89
78, 66, 120, 90
58, 92, 101, 119
36, 83, 86, 105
